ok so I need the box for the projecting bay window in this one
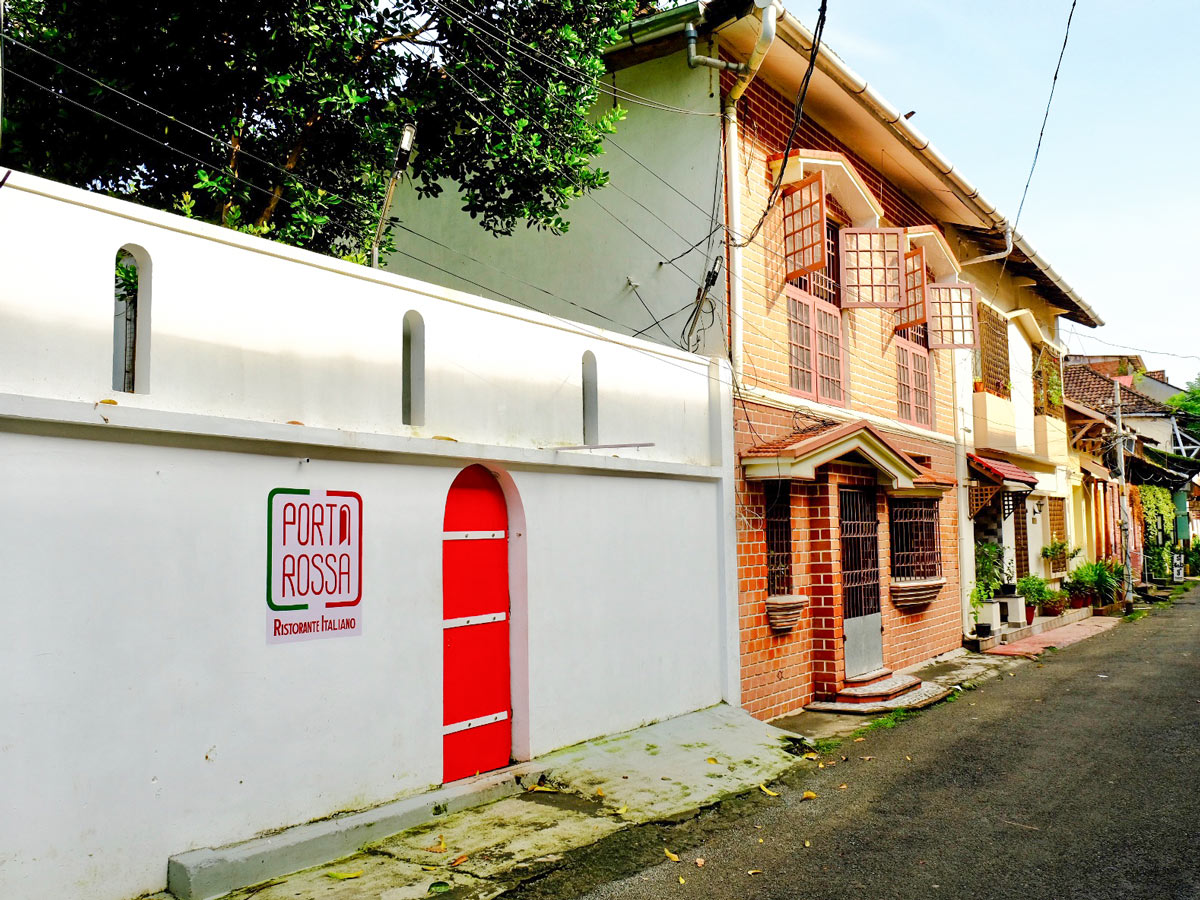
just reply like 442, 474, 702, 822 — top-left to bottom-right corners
889, 498, 942, 582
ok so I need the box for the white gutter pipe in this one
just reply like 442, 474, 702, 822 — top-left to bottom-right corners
959, 225, 1013, 267
725, 0, 783, 379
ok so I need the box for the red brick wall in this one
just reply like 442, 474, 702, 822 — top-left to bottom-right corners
735, 400, 962, 719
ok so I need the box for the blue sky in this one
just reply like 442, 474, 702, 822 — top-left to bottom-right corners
788, 0, 1200, 387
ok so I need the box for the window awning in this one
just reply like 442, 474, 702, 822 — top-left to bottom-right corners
967, 453, 1039, 487
767, 149, 884, 227
742, 419, 943, 491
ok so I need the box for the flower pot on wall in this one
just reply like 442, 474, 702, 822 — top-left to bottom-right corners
765, 595, 808, 632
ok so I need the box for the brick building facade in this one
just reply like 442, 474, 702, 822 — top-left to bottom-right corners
728, 77, 966, 718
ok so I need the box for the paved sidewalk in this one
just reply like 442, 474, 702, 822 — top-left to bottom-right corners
170, 705, 801, 900
986, 614, 1120, 657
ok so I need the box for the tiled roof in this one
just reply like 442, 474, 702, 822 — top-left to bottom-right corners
1063, 365, 1171, 417
968, 454, 1039, 486
740, 417, 842, 457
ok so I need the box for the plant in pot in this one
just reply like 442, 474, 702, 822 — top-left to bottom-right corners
971, 542, 1005, 637
969, 582, 996, 638
1038, 589, 1068, 618
997, 558, 1017, 595
1064, 561, 1099, 608
1016, 574, 1049, 625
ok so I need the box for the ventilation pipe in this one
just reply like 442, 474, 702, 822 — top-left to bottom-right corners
959, 225, 1013, 267
724, 0, 783, 380
685, 23, 747, 72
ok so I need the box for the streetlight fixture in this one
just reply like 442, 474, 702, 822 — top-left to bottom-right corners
370, 122, 417, 269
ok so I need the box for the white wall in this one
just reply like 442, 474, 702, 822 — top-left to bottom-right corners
0, 173, 734, 900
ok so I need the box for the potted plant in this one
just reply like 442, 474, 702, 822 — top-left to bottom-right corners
1039, 589, 1068, 618
1017, 574, 1049, 625
997, 558, 1017, 596
969, 583, 994, 638
971, 542, 1004, 637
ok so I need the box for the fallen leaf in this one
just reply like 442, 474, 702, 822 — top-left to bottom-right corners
859, 756, 875, 761
420, 866, 440, 872
449, 855, 468, 867
841, 756, 848, 761
758, 784, 779, 797
326, 871, 363, 880
695, 858, 705, 867
596, 787, 604, 797
664, 848, 680, 862
678, 876, 686, 884
529, 785, 558, 793
905, 756, 912, 761
801, 790, 817, 801
423, 835, 447, 854
616, 805, 628, 815
1008, 672, 1016, 677
803, 840, 811, 848
758, 838, 764, 844
748, 869, 763, 875
817, 762, 825, 769
99, 398, 118, 406
853, 737, 866, 743
428, 882, 451, 894
838, 783, 847, 789
802, 751, 819, 760
706, 757, 719, 764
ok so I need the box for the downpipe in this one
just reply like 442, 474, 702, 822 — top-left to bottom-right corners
723, 0, 782, 380
959, 225, 1013, 267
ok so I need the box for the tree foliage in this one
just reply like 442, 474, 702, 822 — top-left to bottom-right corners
1, 0, 635, 257
1167, 374, 1200, 439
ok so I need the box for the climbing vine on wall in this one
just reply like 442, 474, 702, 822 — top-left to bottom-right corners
1139, 484, 1175, 547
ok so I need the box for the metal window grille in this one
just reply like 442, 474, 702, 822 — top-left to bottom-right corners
816, 304, 844, 405
840, 228, 904, 308
764, 481, 793, 596
1032, 342, 1065, 419
782, 171, 827, 281
793, 220, 841, 306
114, 250, 138, 393
977, 303, 1011, 398
889, 498, 942, 581
895, 246, 928, 331
927, 283, 979, 349
787, 287, 814, 396
840, 489, 881, 618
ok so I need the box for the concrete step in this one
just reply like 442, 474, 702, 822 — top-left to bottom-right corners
843, 667, 893, 686
834, 673, 920, 703
1001, 607, 1092, 643
807, 681, 951, 716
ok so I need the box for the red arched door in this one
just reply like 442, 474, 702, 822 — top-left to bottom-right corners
442, 465, 511, 782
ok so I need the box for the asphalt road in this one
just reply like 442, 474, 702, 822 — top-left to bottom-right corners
506, 595, 1200, 900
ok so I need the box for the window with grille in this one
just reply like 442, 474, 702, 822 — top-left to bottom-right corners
113, 245, 148, 393
1032, 343, 1065, 419
889, 498, 942, 581
895, 246, 928, 331
764, 481, 793, 596
786, 284, 845, 406
782, 171, 827, 281
926, 283, 979, 349
896, 339, 932, 428
977, 303, 1011, 398
840, 228, 904, 308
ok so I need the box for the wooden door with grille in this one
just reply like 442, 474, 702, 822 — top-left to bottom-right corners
840, 488, 884, 678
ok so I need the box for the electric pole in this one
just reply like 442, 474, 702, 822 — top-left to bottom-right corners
1113, 379, 1135, 611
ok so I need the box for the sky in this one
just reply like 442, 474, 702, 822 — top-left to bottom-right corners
786, 0, 1200, 388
